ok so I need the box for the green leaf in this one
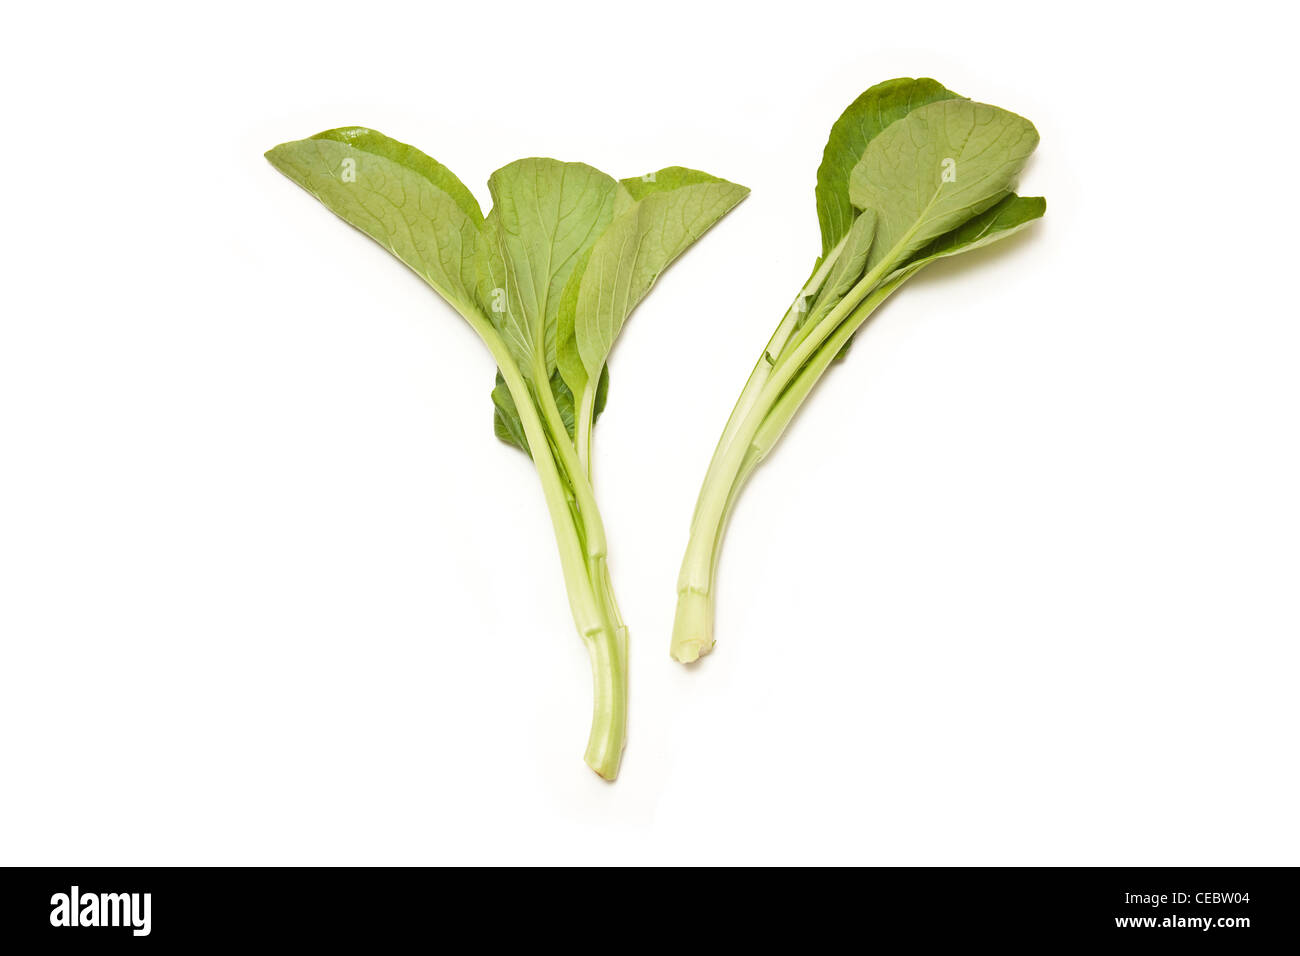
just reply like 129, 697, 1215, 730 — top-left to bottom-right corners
592, 362, 610, 421
619, 166, 733, 200
554, 246, 595, 402
265, 128, 484, 319
831, 196, 1045, 366
310, 127, 484, 224
815, 78, 960, 257
798, 209, 876, 335
570, 177, 748, 388
491, 369, 530, 454
899, 194, 1046, 273
849, 98, 1039, 273
481, 159, 620, 378
824, 195, 1046, 365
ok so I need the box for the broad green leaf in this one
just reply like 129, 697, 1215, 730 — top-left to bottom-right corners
473, 208, 510, 335
571, 178, 748, 386
557, 169, 748, 399
833, 195, 1045, 365
599, 166, 730, 224
483, 159, 620, 378
620, 166, 733, 201
898, 194, 1046, 273
607, 166, 735, 224
849, 99, 1039, 273
815, 78, 960, 256
265, 128, 483, 319
311, 128, 483, 224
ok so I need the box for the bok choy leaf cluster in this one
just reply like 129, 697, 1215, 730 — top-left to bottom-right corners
266, 128, 747, 778
670, 78, 1044, 663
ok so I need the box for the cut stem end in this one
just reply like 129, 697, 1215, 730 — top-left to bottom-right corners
671, 589, 715, 664
582, 625, 628, 781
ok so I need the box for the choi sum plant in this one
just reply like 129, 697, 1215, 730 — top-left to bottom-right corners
266, 128, 747, 777
671, 78, 1044, 663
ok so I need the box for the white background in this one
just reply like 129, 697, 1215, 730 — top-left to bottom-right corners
3, 1, 1297, 866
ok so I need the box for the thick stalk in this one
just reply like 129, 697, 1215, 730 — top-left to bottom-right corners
533, 356, 607, 561
749, 277, 909, 459
670, 263, 911, 662
529, 385, 628, 778
670, 254, 848, 662
534, 364, 629, 777
582, 618, 627, 779
537, 404, 628, 777
697, 240, 847, 501
565, 376, 630, 775
673, 323, 803, 661
755, 235, 926, 413
583, 553, 628, 777
468, 317, 627, 778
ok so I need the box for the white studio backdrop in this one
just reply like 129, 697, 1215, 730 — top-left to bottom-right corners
1, 1, 1297, 865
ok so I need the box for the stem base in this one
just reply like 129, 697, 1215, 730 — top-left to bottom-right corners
582, 625, 628, 780
671, 588, 715, 663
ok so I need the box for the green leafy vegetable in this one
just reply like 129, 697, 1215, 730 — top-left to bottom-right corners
670, 80, 1043, 663
267, 128, 746, 777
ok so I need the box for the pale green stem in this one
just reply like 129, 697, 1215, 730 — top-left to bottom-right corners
582, 614, 628, 778
699, 238, 848, 494
671, 252, 848, 662
749, 277, 909, 458
670, 257, 912, 663
575, 381, 597, 481
464, 314, 627, 778
533, 356, 607, 561
583, 553, 628, 778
